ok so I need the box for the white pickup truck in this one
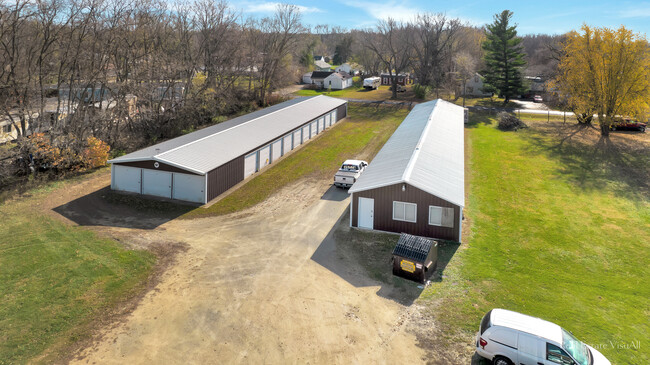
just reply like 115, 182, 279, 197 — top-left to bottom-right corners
333, 159, 368, 188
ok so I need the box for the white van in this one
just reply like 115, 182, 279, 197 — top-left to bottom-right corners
476, 309, 610, 365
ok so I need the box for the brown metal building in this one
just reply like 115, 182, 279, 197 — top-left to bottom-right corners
108, 96, 347, 204
380, 73, 412, 86
348, 99, 465, 242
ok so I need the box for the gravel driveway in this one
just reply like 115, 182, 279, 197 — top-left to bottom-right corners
68, 178, 425, 364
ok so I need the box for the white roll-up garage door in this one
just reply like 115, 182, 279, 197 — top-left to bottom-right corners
319, 117, 325, 131
333, 110, 338, 122
172, 173, 205, 203
283, 134, 292, 155
271, 140, 282, 162
325, 113, 331, 127
302, 125, 310, 141
142, 169, 172, 198
310, 121, 318, 137
259, 145, 271, 170
113, 165, 141, 193
244, 152, 257, 178
293, 129, 302, 146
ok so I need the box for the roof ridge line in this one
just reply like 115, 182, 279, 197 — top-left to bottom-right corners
155, 96, 319, 160
401, 100, 438, 184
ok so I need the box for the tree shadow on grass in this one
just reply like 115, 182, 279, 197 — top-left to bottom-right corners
522, 122, 650, 201
465, 110, 496, 129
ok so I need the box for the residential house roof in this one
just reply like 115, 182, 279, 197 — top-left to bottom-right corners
325, 72, 352, 80
310, 71, 334, 80
314, 59, 332, 69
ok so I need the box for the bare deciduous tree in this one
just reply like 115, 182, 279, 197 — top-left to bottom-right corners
362, 19, 414, 99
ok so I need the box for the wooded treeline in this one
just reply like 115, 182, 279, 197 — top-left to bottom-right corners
0, 0, 305, 152
0, 0, 562, 191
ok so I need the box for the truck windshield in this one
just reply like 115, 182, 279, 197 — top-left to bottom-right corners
561, 329, 590, 365
341, 165, 358, 171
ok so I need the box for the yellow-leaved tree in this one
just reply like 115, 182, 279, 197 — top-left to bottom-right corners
81, 137, 110, 169
553, 25, 650, 136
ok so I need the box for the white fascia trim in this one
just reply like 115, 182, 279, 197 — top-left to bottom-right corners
349, 180, 404, 194
109, 156, 206, 175
107, 157, 152, 164
153, 157, 206, 175
350, 179, 465, 208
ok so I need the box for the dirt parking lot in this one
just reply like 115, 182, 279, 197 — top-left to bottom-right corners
52, 174, 429, 364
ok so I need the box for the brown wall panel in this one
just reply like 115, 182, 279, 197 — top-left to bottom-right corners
351, 183, 460, 241
337, 104, 347, 120
207, 155, 244, 201
113, 160, 200, 175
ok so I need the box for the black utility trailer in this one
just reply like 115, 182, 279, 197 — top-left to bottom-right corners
391, 233, 438, 283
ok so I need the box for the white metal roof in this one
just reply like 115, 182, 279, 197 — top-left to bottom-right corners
490, 308, 563, 344
108, 95, 346, 175
348, 99, 465, 207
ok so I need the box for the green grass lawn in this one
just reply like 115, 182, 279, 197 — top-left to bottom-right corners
0, 183, 155, 364
182, 104, 408, 218
422, 114, 649, 363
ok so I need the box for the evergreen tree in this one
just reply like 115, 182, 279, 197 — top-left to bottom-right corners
300, 40, 317, 69
333, 35, 353, 65
482, 10, 526, 104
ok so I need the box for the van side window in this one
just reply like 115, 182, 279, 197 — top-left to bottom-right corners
547, 343, 576, 365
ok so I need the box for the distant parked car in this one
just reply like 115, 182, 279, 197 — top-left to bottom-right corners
476, 308, 611, 365
533, 95, 543, 103
610, 118, 646, 132
333, 159, 367, 188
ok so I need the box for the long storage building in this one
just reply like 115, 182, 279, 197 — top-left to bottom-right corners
108, 95, 347, 204
348, 99, 465, 242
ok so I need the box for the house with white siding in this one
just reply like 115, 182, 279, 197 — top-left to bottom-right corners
323, 72, 353, 90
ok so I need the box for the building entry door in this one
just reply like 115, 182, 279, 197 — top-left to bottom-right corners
358, 197, 374, 230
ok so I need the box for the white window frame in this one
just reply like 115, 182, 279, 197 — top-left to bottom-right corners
429, 205, 454, 228
392, 201, 417, 223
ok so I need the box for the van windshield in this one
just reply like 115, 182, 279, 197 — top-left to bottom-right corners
561, 329, 590, 365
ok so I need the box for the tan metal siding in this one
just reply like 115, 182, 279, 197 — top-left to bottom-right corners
206, 155, 245, 201
351, 183, 460, 241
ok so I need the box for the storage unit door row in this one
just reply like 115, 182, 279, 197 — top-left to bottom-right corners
243, 109, 339, 179
113, 165, 205, 203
